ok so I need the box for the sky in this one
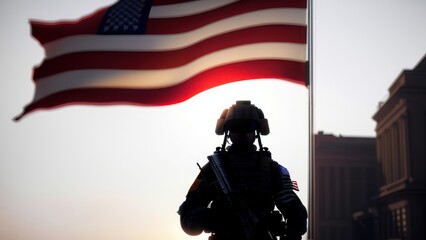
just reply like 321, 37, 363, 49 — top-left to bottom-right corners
0, 1, 425, 240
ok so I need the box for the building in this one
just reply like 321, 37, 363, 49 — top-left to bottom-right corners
371, 55, 426, 240
314, 132, 378, 240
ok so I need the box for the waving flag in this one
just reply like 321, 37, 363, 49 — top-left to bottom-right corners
16, 0, 307, 120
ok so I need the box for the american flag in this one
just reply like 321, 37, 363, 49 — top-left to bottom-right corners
292, 180, 300, 191
16, 0, 307, 120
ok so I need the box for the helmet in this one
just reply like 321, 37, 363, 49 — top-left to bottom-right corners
215, 101, 270, 135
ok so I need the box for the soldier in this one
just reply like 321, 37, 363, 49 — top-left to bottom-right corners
178, 101, 307, 240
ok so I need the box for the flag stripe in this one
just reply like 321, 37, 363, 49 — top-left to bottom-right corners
42, 8, 306, 59
30, 8, 109, 45
151, 0, 308, 14
32, 1, 306, 44
34, 25, 306, 79
147, 1, 306, 34
18, 60, 306, 119
33, 43, 306, 101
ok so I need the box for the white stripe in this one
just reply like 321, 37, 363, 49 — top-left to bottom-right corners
44, 8, 306, 59
150, 0, 238, 18
34, 42, 306, 101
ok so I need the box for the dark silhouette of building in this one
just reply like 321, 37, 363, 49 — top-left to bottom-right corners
314, 132, 378, 240
314, 55, 426, 240
351, 55, 426, 240
369, 55, 426, 240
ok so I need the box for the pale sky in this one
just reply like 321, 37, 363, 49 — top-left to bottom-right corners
1, 1, 425, 240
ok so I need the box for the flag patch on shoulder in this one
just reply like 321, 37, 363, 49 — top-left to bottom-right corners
188, 179, 202, 192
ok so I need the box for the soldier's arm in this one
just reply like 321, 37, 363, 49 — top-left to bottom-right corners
178, 164, 215, 235
272, 163, 308, 238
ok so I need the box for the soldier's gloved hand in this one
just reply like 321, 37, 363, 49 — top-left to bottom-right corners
285, 235, 302, 240
200, 208, 234, 233
199, 208, 217, 233
285, 208, 307, 238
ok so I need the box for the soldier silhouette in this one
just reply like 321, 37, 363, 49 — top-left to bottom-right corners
178, 101, 307, 240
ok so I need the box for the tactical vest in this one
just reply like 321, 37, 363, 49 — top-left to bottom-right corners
212, 150, 278, 214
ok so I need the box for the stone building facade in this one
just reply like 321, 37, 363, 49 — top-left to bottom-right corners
370, 55, 426, 240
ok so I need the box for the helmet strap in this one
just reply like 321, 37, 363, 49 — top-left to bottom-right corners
256, 130, 264, 151
220, 130, 229, 152
220, 130, 264, 152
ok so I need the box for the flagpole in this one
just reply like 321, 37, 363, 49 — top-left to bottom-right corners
307, 0, 316, 239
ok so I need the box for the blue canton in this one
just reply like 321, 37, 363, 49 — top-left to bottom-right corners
98, 0, 153, 34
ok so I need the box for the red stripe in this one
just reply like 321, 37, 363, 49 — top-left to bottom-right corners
34, 25, 306, 80
17, 60, 305, 120
31, 7, 108, 44
32, 0, 306, 44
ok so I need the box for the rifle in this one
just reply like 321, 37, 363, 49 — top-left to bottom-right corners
199, 153, 275, 240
